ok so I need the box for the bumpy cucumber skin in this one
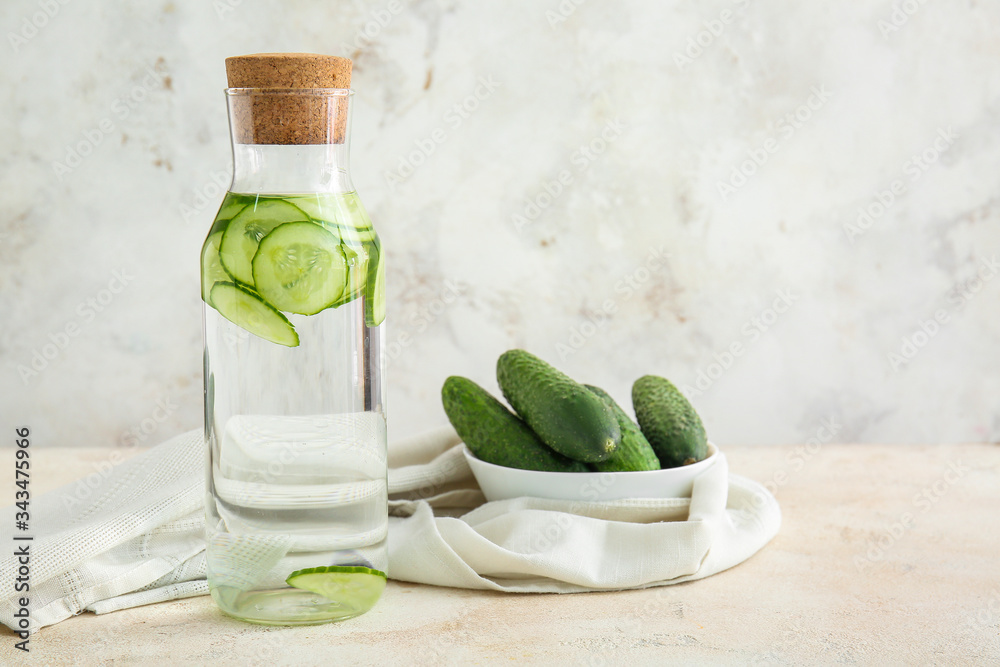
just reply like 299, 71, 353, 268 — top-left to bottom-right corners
496, 350, 620, 463
584, 385, 660, 472
442, 376, 587, 472
632, 375, 708, 468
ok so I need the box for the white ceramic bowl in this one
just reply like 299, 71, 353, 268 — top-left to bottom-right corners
463, 442, 719, 503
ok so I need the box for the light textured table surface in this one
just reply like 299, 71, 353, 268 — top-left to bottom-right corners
2, 443, 998, 666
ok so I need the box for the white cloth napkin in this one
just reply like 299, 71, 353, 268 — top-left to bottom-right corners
0, 426, 780, 633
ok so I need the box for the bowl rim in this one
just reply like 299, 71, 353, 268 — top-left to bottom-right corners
462, 441, 718, 477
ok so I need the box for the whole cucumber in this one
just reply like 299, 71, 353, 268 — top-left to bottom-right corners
441, 375, 587, 472
632, 375, 708, 468
496, 349, 620, 463
584, 385, 660, 472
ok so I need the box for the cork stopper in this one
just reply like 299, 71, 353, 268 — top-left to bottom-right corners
225, 53, 353, 145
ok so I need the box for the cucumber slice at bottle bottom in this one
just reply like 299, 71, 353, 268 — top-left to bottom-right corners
220, 199, 310, 286
285, 565, 386, 610
201, 230, 228, 306
209, 282, 299, 347
252, 221, 349, 316
365, 241, 385, 327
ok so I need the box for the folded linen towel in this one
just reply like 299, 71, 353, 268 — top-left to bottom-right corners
0, 426, 780, 633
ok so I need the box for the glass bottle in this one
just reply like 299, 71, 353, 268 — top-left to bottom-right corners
201, 54, 386, 625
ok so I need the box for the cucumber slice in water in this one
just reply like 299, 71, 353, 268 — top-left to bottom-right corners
209, 282, 299, 347
220, 200, 309, 286
323, 241, 369, 310
217, 196, 248, 221
365, 241, 385, 327
285, 194, 373, 231
201, 231, 229, 305
252, 222, 349, 316
285, 565, 386, 611
339, 227, 377, 245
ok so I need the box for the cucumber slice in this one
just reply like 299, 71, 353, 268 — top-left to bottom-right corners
365, 240, 385, 327
220, 200, 309, 286
217, 196, 246, 220
209, 282, 299, 347
285, 194, 373, 231
251, 222, 349, 316
285, 565, 386, 611
325, 241, 369, 310
207, 200, 247, 237
339, 227, 377, 244
201, 230, 229, 305
282, 194, 333, 225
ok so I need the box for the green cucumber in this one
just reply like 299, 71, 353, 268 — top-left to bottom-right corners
583, 385, 660, 472
286, 193, 373, 230
251, 222, 348, 316
284, 194, 375, 244
285, 565, 385, 614
496, 349, 620, 463
220, 199, 309, 286
632, 375, 708, 468
365, 239, 385, 327
209, 282, 299, 347
217, 195, 247, 221
346, 228, 377, 243
442, 376, 587, 472
201, 230, 228, 306
335, 241, 369, 308
206, 198, 247, 239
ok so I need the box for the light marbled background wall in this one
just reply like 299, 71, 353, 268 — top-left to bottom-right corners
1, 0, 998, 449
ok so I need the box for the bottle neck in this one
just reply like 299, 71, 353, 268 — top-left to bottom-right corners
230, 143, 354, 194
225, 88, 356, 195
